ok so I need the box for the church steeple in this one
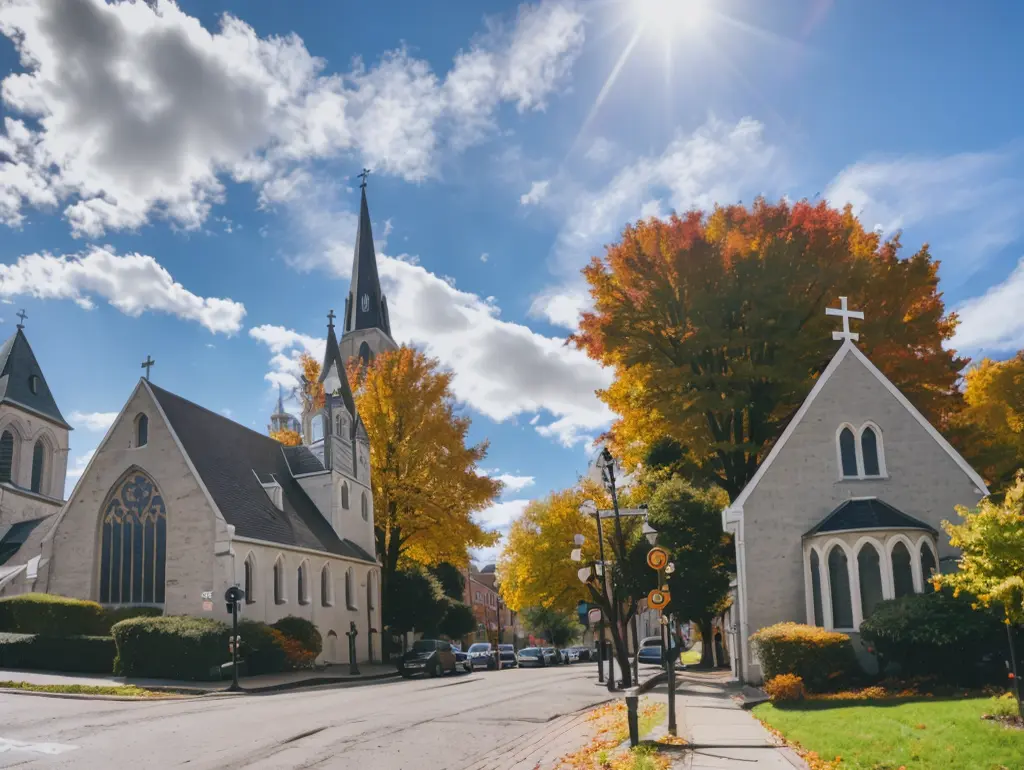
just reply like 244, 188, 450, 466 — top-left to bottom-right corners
343, 171, 392, 339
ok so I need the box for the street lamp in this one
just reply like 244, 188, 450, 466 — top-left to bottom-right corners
579, 499, 616, 691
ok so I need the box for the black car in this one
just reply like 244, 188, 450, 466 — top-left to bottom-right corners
398, 639, 459, 678
497, 643, 519, 668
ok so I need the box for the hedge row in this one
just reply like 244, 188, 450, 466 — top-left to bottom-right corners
0, 594, 161, 636
0, 632, 116, 673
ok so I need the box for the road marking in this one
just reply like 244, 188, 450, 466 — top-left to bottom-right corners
0, 737, 78, 755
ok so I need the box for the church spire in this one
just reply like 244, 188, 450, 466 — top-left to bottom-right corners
343, 171, 392, 338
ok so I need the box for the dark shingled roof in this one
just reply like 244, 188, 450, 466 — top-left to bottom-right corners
283, 445, 325, 476
0, 329, 70, 429
318, 320, 357, 417
343, 186, 392, 337
0, 516, 49, 567
147, 382, 374, 563
804, 498, 937, 538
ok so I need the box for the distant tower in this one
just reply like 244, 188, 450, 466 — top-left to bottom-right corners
268, 385, 299, 435
339, 171, 398, 365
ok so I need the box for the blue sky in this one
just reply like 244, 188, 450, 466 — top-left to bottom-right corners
2, 0, 1023, 564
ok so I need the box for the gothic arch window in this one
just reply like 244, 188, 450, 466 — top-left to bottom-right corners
827, 546, 854, 629
0, 430, 15, 483
243, 553, 256, 604
345, 568, 356, 610
838, 427, 858, 478
809, 550, 824, 627
361, 491, 369, 522
273, 555, 286, 604
358, 342, 372, 365
321, 564, 333, 607
297, 560, 311, 605
919, 540, 938, 593
891, 541, 915, 598
99, 470, 166, 604
857, 542, 885, 620
860, 426, 881, 477
368, 570, 377, 611
341, 482, 349, 510
30, 439, 45, 494
135, 414, 149, 448
311, 415, 324, 443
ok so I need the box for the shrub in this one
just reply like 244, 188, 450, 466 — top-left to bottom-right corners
238, 620, 289, 675
271, 616, 322, 656
103, 606, 163, 631
750, 623, 857, 692
859, 588, 1005, 686
0, 594, 107, 636
272, 628, 317, 669
764, 674, 805, 702
0, 632, 116, 673
987, 692, 1020, 719
112, 616, 229, 681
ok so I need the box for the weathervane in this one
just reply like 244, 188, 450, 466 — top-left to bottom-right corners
826, 297, 864, 342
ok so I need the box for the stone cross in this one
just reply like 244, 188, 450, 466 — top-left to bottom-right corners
826, 296, 864, 342
141, 355, 155, 380
358, 168, 371, 189
15, 309, 26, 330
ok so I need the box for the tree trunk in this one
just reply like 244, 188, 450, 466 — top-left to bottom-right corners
699, 617, 715, 668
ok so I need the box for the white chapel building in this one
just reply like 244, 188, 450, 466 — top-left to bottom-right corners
722, 299, 989, 684
0, 183, 398, 666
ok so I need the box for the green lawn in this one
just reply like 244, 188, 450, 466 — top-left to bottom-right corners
754, 697, 1024, 770
0, 681, 161, 697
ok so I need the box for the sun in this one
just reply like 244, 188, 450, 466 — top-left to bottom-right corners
634, 0, 711, 35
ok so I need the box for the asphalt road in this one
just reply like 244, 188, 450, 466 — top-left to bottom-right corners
0, 663, 621, 769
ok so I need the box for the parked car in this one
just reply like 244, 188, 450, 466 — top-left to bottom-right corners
467, 642, 495, 670
572, 645, 592, 662
398, 639, 458, 678
517, 647, 546, 667
451, 644, 473, 673
563, 647, 580, 663
541, 647, 559, 665
637, 636, 663, 667
498, 644, 519, 668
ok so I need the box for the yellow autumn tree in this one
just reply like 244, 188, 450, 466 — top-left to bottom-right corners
347, 347, 501, 601
269, 428, 302, 447
297, 352, 324, 413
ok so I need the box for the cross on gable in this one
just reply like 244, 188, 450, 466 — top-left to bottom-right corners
826, 296, 864, 342
141, 355, 155, 380
15, 309, 26, 330
327, 309, 336, 329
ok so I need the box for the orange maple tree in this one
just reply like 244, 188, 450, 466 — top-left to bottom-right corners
572, 198, 966, 500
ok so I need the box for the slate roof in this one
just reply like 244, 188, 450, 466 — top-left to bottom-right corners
343, 186, 392, 337
0, 329, 70, 429
0, 515, 50, 567
804, 498, 937, 538
147, 382, 375, 563
283, 445, 325, 476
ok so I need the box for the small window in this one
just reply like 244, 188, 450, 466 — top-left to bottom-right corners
321, 565, 333, 607
244, 555, 255, 604
28, 375, 39, 395
345, 568, 356, 610
861, 426, 880, 476
891, 541, 915, 598
920, 541, 938, 592
857, 543, 884, 620
274, 557, 286, 604
341, 482, 349, 509
136, 414, 149, 447
361, 491, 369, 522
809, 550, 824, 627
0, 431, 13, 484
827, 546, 854, 629
839, 427, 857, 477
298, 561, 310, 605
30, 440, 44, 494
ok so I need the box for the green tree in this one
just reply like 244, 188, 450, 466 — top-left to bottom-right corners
384, 566, 447, 639
646, 478, 733, 667
523, 606, 579, 648
438, 599, 476, 642
430, 562, 467, 601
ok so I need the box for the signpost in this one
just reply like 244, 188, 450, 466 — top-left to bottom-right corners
224, 585, 245, 692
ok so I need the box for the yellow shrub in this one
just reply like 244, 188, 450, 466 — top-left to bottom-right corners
764, 674, 805, 702
750, 622, 857, 692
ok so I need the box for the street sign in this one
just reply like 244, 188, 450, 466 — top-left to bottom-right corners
646, 547, 669, 570
201, 591, 213, 600
588, 608, 602, 623
648, 589, 670, 610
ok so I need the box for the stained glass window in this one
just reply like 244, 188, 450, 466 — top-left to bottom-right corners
341, 482, 349, 509
99, 471, 166, 604
30, 440, 44, 493
0, 431, 13, 483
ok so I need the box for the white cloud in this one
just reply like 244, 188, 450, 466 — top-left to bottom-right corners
533, 116, 781, 329
248, 324, 325, 391
0, 247, 246, 334
584, 136, 616, 164
69, 411, 117, 431
494, 473, 535, 493
480, 252, 489, 262
953, 256, 1024, 354
471, 498, 531, 565
520, 179, 550, 206
65, 449, 95, 482
0, 0, 585, 235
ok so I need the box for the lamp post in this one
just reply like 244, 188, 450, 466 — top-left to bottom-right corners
574, 529, 606, 685
580, 498, 617, 691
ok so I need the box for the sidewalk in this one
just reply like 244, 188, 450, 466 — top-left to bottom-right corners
0, 662, 398, 694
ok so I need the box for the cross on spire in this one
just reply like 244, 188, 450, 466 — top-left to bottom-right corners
826, 296, 864, 342
141, 355, 155, 381
327, 309, 336, 329
358, 168, 371, 189
15, 309, 26, 330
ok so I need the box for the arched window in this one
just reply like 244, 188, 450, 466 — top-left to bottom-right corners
861, 426, 881, 476
358, 341, 372, 365
809, 550, 824, 627
857, 543, 884, 620
919, 541, 938, 593
368, 571, 377, 611
99, 470, 166, 604
311, 415, 324, 443
345, 568, 356, 610
827, 546, 854, 629
243, 554, 256, 604
273, 556, 286, 604
135, 414, 148, 448
838, 427, 858, 477
30, 439, 44, 494
361, 492, 369, 522
0, 431, 12, 483
297, 561, 310, 605
891, 541, 915, 598
321, 565, 333, 607
341, 482, 349, 509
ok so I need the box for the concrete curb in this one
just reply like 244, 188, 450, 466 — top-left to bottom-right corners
236, 670, 400, 694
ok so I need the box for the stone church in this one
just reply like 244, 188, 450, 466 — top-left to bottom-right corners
722, 299, 989, 684
0, 182, 397, 666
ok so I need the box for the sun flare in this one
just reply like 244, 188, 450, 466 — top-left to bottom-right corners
635, 0, 710, 35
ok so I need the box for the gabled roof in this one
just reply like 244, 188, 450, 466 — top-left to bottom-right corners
283, 445, 325, 476
804, 498, 937, 537
146, 382, 374, 563
727, 340, 989, 514
318, 319, 357, 417
343, 185, 392, 337
0, 515, 51, 567
0, 329, 70, 429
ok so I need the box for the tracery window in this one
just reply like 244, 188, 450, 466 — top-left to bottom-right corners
99, 471, 166, 604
